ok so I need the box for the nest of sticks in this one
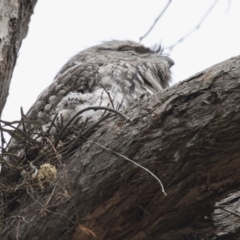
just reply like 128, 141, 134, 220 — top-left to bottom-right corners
0, 105, 129, 221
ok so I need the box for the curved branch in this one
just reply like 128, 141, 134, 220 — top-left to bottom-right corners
54, 106, 130, 147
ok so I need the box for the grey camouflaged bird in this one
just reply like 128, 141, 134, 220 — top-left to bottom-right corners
28, 40, 173, 126
9, 40, 174, 148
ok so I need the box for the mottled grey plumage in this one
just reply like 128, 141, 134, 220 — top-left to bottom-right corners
8, 40, 173, 153
27, 40, 173, 131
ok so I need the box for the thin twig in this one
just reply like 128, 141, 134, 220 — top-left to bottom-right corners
31, 153, 46, 164
0, 122, 6, 151
82, 113, 112, 136
20, 107, 26, 133
91, 141, 167, 196
43, 137, 62, 165
63, 117, 90, 155
0, 156, 13, 169
216, 206, 240, 218
60, 114, 64, 129
58, 142, 84, 162
54, 106, 130, 147
0, 152, 22, 159
0, 119, 39, 126
0, 120, 33, 144
26, 187, 75, 224
46, 113, 59, 135
100, 103, 110, 119
63, 113, 112, 155
100, 84, 115, 109
139, 0, 172, 43
168, 0, 220, 52
40, 185, 56, 217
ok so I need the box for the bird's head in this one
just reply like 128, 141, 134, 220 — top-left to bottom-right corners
59, 40, 174, 91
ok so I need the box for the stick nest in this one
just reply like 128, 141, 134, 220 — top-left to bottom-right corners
0, 106, 126, 221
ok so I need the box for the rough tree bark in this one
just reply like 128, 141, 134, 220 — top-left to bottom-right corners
1, 1, 240, 240
0, 0, 37, 117
1, 55, 240, 240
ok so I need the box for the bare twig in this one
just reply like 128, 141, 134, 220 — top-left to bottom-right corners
54, 106, 130, 147
40, 185, 56, 217
46, 113, 59, 135
100, 84, 115, 109
43, 137, 62, 165
100, 103, 110, 119
0, 122, 6, 151
31, 153, 46, 165
62, 117, 90, 155
0, 121, 33, 145
168, 0, 220, 52
82, 113, 111, 136
216, 206, 240, 218
0, 119, 40, 126
139, 0, 172, 43
20, 107, 26, 133
58, 142, 85, 162
0, 155, 14, 169
26, 187, 75, 224
62, 112, 113, 155
91, 140, 167, 196
60, 114, 64, 129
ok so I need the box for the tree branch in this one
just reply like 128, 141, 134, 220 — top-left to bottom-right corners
2, 55, 240, 239
139, 0, 172, 43
168, 0, 219, 52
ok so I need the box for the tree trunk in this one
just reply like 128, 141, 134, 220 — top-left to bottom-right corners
0, 0, 37, 117
1, 55, 240, 239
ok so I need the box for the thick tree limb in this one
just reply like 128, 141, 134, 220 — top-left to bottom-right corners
1, 55, 240, 239
0, 0, 37, 117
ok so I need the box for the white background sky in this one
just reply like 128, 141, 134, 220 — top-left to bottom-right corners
2, 0, 240, 121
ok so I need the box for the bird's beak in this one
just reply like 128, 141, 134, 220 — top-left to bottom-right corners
165, 56, 174, 68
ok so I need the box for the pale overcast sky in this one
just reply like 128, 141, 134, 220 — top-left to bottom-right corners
2, 0, 240, 121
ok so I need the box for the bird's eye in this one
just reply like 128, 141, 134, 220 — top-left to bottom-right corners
118, 46, 132, 52
119, 46, 151, 54
164, 56, 174, 68
134, 46, 151, 54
